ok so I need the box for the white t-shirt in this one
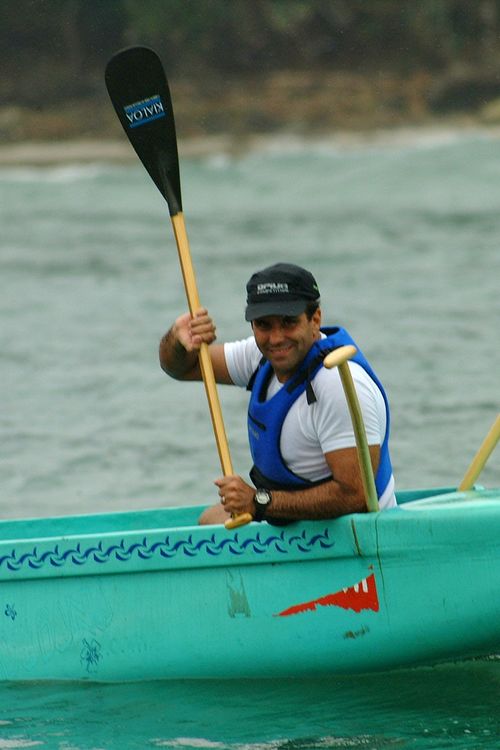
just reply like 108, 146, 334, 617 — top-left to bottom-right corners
224, 335, 396, 509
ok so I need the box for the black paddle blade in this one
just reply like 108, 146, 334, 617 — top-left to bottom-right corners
105, 46, 182, 215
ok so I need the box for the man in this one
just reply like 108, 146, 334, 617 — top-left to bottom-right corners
159, 262, 396, 525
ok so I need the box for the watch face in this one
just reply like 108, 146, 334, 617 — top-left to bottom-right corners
255, 489, 271, 506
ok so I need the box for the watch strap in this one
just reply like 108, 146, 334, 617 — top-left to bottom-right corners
253, 489, 272, 522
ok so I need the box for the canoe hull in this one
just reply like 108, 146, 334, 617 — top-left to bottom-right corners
1, 489, 499, 681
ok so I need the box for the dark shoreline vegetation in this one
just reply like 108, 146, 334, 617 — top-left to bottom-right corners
2, 67, 500, 147
2, 0, 500, 147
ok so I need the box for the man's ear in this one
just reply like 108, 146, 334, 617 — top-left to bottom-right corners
313, 307, 322, 330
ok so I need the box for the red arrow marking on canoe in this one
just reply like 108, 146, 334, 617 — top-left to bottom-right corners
276, 573, 379, 616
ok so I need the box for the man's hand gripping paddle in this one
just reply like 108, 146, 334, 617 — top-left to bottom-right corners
105, 46, 252, 529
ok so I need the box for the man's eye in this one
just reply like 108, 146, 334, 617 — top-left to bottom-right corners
254, 320, 270, 331
282, 317, 298, 327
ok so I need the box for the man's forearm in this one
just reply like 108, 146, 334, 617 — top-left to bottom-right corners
159, 326, 199, 380
265, 479, 367, 521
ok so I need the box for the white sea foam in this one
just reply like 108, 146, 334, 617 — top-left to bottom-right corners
0, 163, 112, 184
152, 736, 391, 749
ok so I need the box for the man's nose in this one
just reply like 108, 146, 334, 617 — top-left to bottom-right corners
268, 323, 285, 342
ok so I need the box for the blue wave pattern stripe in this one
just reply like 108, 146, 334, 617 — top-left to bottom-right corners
0, 529, 335, 573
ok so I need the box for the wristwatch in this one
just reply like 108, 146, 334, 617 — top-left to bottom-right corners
253, 488, 272, 522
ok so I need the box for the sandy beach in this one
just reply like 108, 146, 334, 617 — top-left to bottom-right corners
1, 119, 500, 168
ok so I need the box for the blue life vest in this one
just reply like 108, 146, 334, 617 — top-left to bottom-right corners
247, 326, 393, 497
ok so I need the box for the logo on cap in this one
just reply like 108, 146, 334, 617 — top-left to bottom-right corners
257, 282, 289, 295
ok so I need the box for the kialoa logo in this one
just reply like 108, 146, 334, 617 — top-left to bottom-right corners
124, 95, 166, 128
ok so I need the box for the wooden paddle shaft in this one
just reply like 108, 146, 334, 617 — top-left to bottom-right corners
458, 413, 500, 491
171, 213, 252, 529
323, 345, 380, 513
170, 212, 233, 475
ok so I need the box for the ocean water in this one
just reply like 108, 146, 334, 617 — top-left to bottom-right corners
1, 127, 500, 747
1, 660, 500, 748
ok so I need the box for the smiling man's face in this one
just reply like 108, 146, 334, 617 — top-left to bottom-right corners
251, 308, 322, 382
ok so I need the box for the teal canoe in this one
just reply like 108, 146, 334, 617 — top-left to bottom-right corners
0, 486, 499, 682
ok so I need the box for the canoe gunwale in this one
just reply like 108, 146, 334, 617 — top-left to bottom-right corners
0, 487, 498, 582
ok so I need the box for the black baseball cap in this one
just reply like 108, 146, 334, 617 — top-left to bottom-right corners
245, 262, 320, 321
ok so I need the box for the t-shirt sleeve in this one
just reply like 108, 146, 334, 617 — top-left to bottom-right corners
224, 337, 262, 387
